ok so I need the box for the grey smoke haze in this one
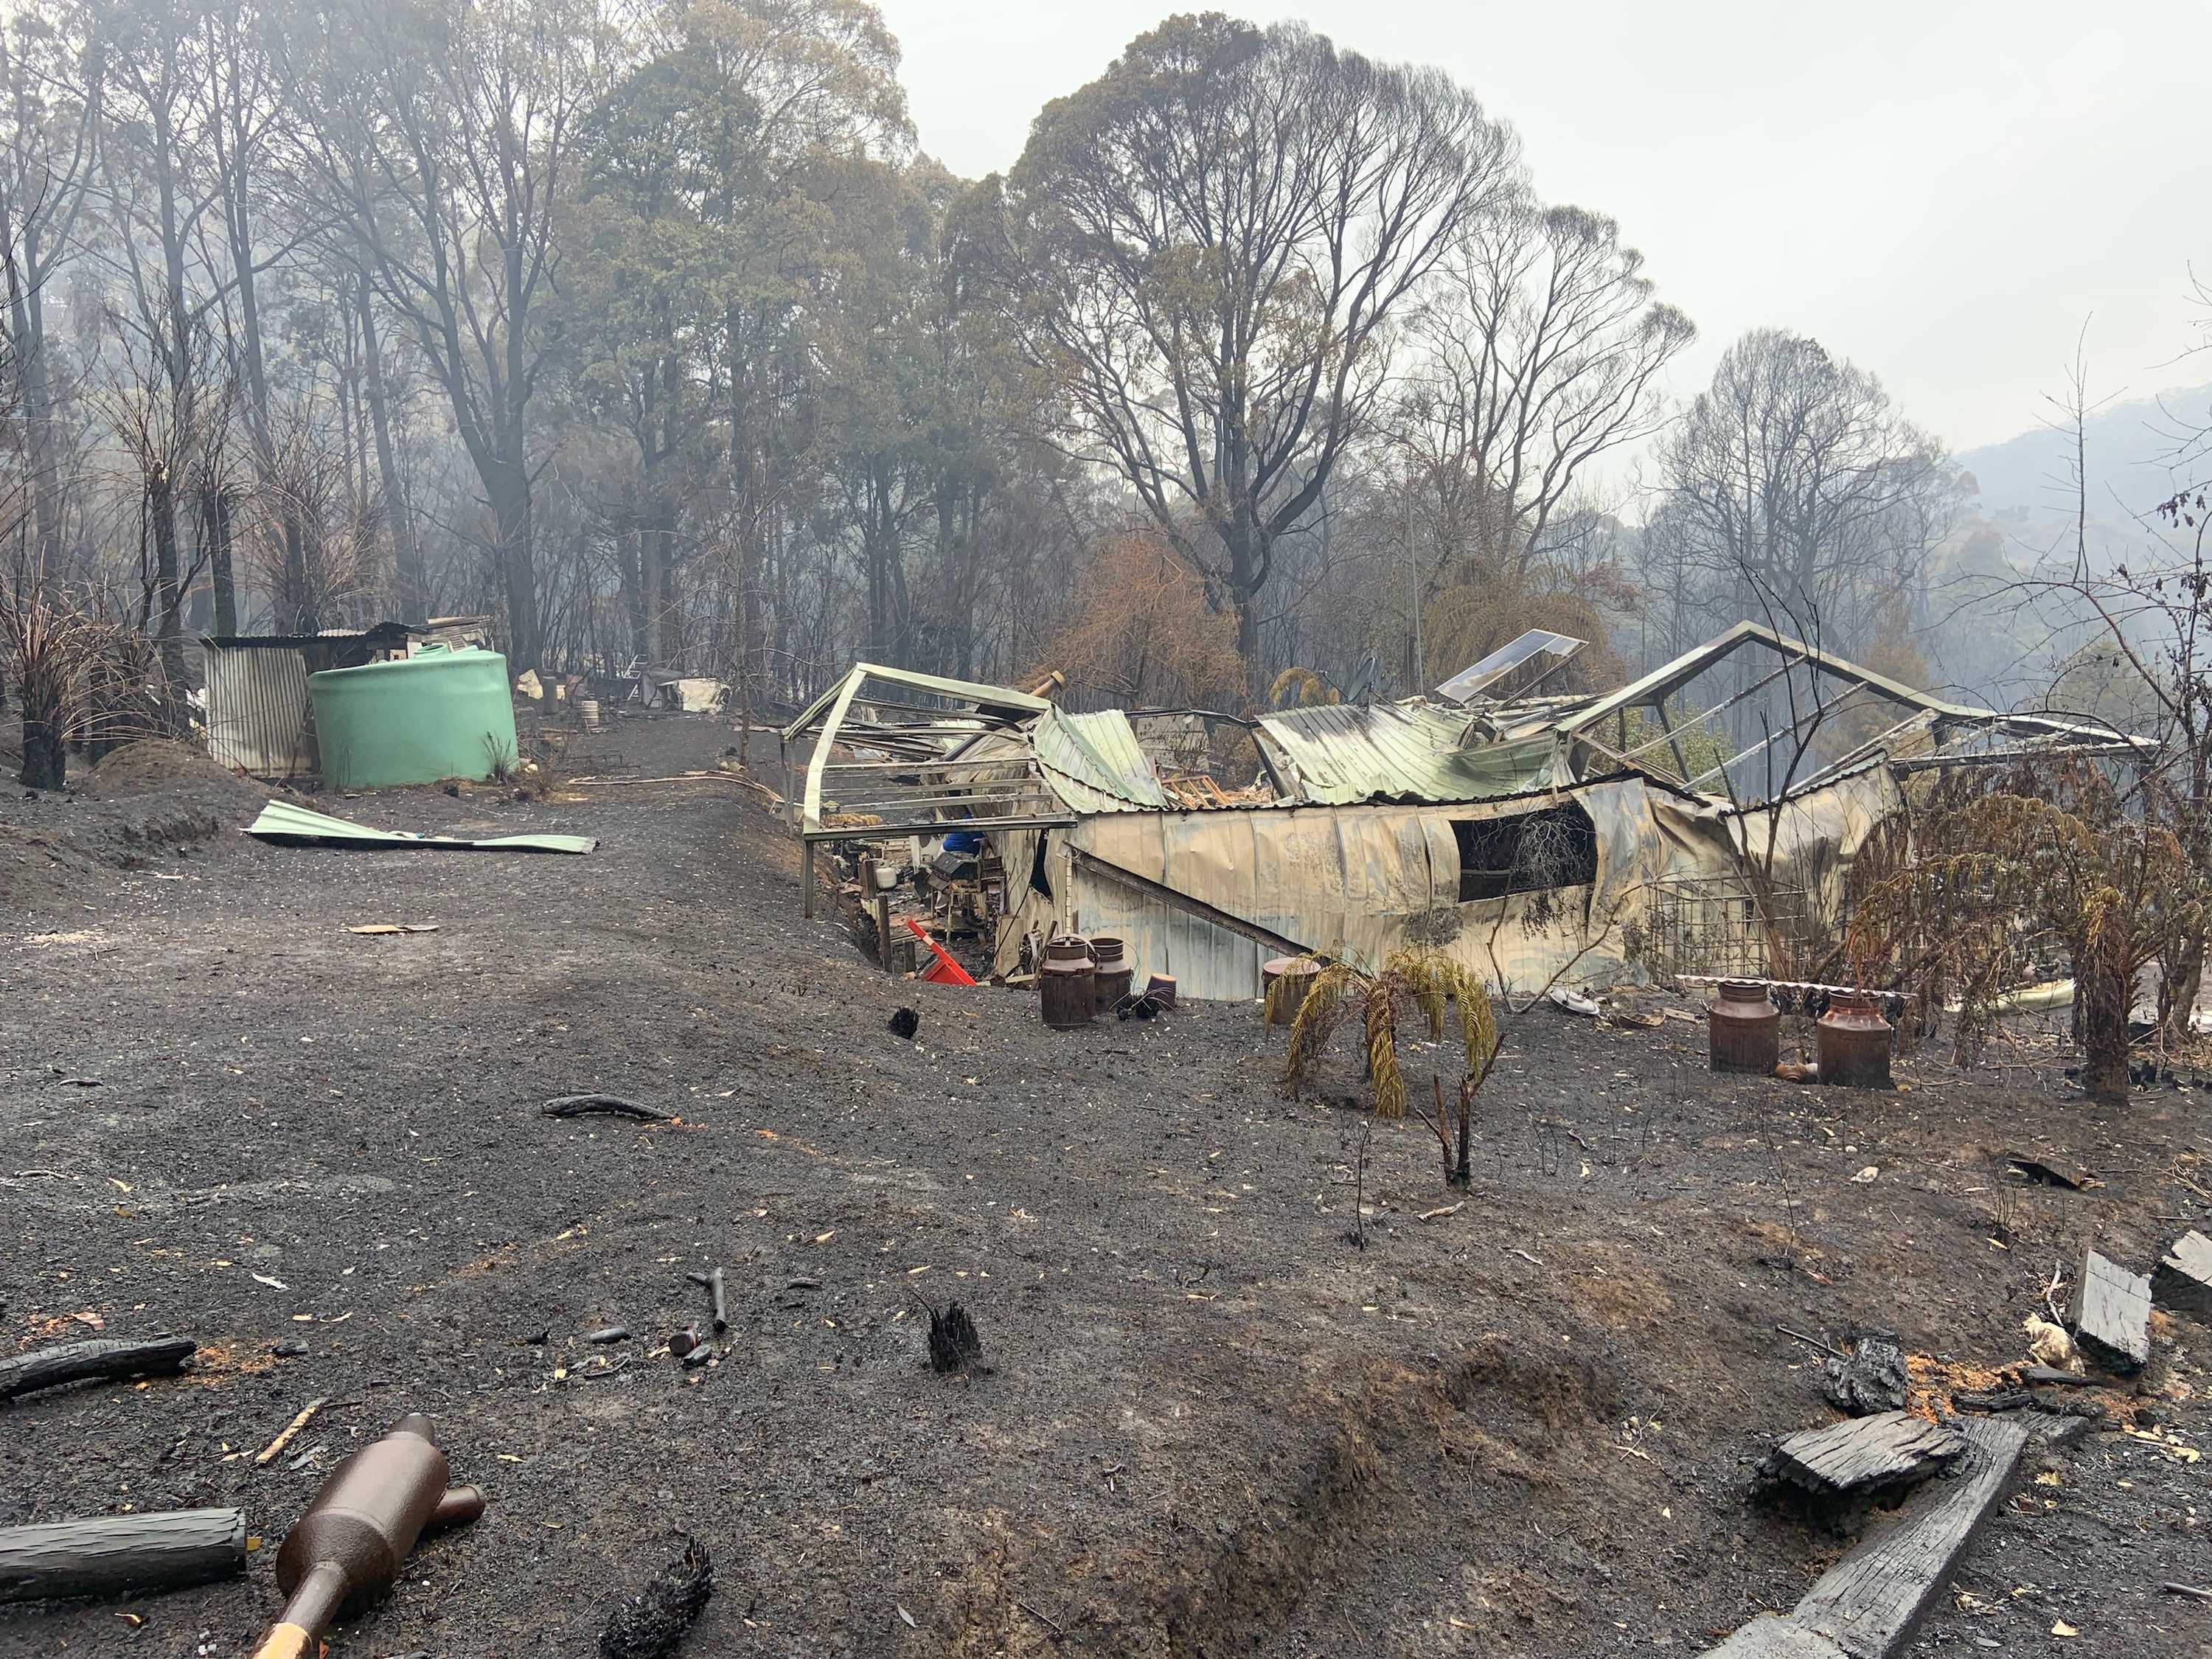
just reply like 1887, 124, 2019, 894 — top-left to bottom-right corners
881, 0, 2206, 456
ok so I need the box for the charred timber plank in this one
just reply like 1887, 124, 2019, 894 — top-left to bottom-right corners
0, 1338, 196, 1402
1762, 1412, 1966, 1500
1705, 1417, 2029, 1658
0, 1509, 246, 1602
2154, 1231, 2212, 1316
1700, 1618, 1847, 1658
2068, 1248, 2151, 1371
1792, 1416, 2031, 1656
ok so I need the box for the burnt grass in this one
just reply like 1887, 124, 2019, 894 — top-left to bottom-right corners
1, 715, 2208, 1659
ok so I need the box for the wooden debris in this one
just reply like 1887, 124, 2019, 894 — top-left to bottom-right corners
0, 1337, 196, 1402
2067, 1248, 2151, 1371
1951, 1387, 2033, 1413
2020, 1364, 2094, 1388
2162, 1582, 2212, 1604
1776, 1323, 1844, 1359
346, 922, 441, 936
255, 1398, 329, 1467
1708, 1417, 2029, 1657
0, 1509, 246, 1603
2153, 1231, 2212, 1315
667, 1324, 705, 1358
1761, 1411, 1967, 1506
584, 1326, 630, 1346
598, 1535, 712, 1659
1822, 1331, 1908, 1416
541, 1094, 674, 1122
692, 1267, 728, 1333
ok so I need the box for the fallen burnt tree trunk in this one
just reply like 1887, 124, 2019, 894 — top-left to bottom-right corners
0, 1509, 245, 1602
542, 1095, 674, 1122
0, 1338, 196, 1402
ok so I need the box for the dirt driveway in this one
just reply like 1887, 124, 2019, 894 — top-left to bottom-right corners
1, 717, 2207, 1658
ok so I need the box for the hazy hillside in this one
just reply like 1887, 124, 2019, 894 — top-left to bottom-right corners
1955, 380, 2212, 521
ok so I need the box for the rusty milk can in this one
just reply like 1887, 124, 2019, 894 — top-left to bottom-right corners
1707, 979, 1780, 1074
1040, 936, 1096, 1029
1091, 936, 1133, 1016
1817, 990, 1893, 1087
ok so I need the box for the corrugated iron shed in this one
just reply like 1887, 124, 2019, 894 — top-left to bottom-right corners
202, 640, 319, 777
1253, 702, 1561, 806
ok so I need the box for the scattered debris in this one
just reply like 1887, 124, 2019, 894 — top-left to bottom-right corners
2020, 1363, 2094, 1388
251, 1272, 291, 1291
2068, 1248, 2152, 1371
668, 1324, 706, 1359
1547, 987, 1600, 1017
1761, 1411, 1968, 1509
2162, 1582, 2212, 1604
541, 1094, 675, 1122
1950, 1386, 2034, 1413
346, 922, 441, 936
598, 1536, 713, 1659
584, 1326, 631, 1346
0, 1337, 197, 1402
0, 1508, 246, 1604
888, 1006, 919, 1040
2006, 1152, 2101, 1192
255, 1413, 484, 1659
1821, 1331, 1908, 1416
1776, 1323, 1844, 1359
685, 1268, 729, 1333
2153, 1231, 2212, 1315
246, 799, 597, 855
1773, 1060, 1820, 1083
270, 1339, 308, 1359
1418, 1203, 1464, 1222
255, 1398, 330, 1467
2023, 1315, 2079, 1372
1849, 1165, 1879, 1183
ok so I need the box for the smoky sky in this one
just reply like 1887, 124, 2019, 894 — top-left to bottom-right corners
880, 0, 2205, 458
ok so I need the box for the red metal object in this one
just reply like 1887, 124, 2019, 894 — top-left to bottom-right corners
902, 918, 975, 986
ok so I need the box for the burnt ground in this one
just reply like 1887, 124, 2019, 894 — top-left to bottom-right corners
0, 714, 2208, 1659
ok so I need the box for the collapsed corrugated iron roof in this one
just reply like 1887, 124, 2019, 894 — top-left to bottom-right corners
1251, 702, 1562, 806
1029, 708, 1175, 813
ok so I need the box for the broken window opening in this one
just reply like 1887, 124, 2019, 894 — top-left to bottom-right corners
1453, 803, 1599, 902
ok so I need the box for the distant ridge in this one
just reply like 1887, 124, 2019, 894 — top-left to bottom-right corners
1955, 380, 2212, 520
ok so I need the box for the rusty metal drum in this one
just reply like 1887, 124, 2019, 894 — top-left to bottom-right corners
1817, 990, 1893, 1087
1040, 936, 1096, 1029
1708, 979, 1780, 1074
1091, 936, 1133, 1016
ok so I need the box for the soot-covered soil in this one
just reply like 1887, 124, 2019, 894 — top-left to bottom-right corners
0, 715, 2206, 1658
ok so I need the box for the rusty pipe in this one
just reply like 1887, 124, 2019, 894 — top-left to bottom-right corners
250, 1413, 482, 1659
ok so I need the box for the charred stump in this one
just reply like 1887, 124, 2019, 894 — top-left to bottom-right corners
599, 1536, 713, 1659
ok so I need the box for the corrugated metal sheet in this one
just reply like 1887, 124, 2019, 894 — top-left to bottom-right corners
246, 800, 597, 854
203, 641, 317, 778
1030, 708, 1173, 813
1253, 703, 1560, 806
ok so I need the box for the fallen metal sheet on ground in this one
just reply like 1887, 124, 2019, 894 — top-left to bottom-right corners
246, 801, 597, 855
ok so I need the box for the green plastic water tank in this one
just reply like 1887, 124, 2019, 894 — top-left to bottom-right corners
308, 645, 520, 790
